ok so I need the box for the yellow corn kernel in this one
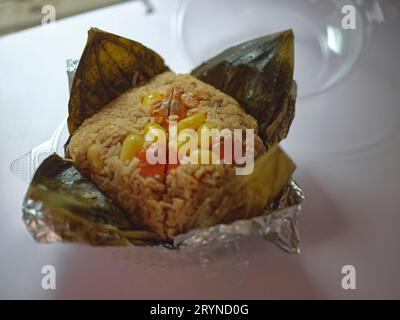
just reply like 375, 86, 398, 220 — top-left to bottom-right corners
144, 123, 167, 144
177, 113, 206, 133
142, 92, 163, 106
144, 122, 166, 133
87, 144, 103, 174
188, 148, 219, 165
120, 134, 144, 162
197, 122, 217, 148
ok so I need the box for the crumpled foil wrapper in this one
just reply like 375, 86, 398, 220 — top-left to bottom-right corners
173, 178, 304, 254
22, 177, 304, 256
22, 59, 304, 260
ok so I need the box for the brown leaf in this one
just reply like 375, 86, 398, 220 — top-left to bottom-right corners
184, 146, 296, 232
192, 29, 295, 147
22, 154, 161, 246
67, 28, 169, 134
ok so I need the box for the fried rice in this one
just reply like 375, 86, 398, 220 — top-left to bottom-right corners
67, 71, 264, 239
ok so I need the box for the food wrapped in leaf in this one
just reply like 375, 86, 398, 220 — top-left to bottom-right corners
23, 28, 301, 249
192, 30, 295, 147
23, 154, 160, 246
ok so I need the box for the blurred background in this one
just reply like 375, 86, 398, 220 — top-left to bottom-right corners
0, 0, 136, 36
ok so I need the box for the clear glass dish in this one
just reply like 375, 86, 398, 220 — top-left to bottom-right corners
11, 120, 252, 267
174, 0, 385, 99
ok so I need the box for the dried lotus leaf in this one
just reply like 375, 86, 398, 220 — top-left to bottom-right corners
185, 145, 296, 232
22, 154, 161, 246
67, 28, 169, 134
192, 30, 295, 146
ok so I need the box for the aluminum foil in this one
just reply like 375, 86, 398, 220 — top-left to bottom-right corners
21, 59, 304, 261
174, 178, 303, 254
67, 59, 79, 92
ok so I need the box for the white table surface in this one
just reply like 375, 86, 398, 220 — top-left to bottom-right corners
0, 0, 399, 299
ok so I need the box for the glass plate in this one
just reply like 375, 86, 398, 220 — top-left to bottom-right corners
174, 0, 367, 99
11, 118, 251, 267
